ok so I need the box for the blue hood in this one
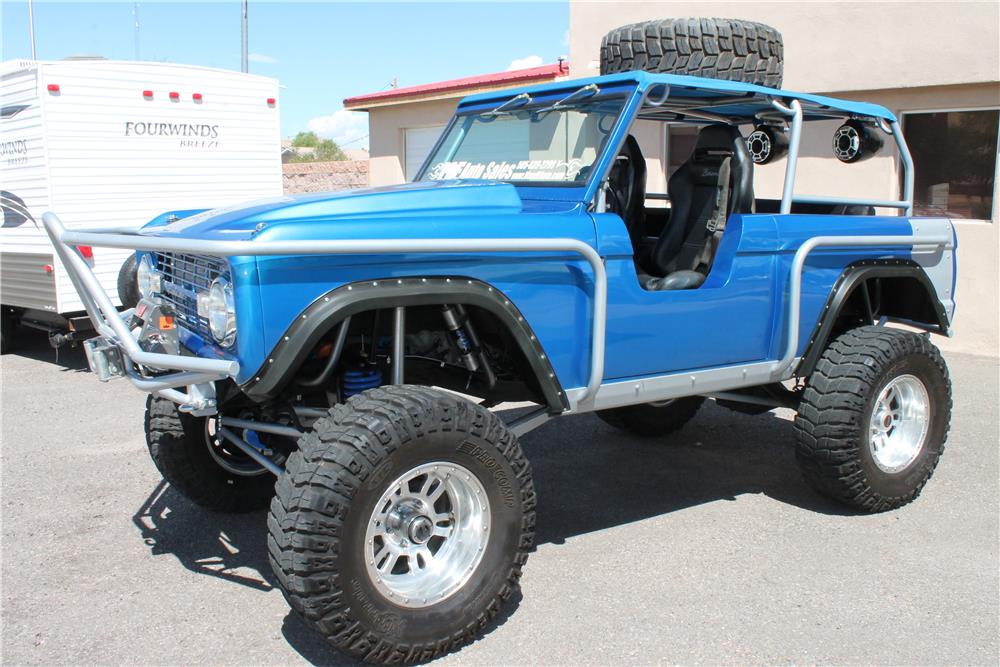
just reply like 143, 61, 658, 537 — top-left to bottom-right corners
142, 180, 526, 241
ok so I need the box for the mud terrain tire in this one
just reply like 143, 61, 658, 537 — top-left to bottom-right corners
144, 396, 275, 512
267, 385, 535, 664
117, 254, 140, 309
794, 326, 951, 512
596, 396, 705, 438
600, 18, 783, 87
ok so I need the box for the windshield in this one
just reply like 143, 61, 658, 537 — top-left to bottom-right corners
418, 94, 626, 185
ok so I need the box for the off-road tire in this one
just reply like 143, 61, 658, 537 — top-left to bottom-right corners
144, 396, 275, 512
600, 18, 784, 88
794, 326, 951, 512
117, 254, 140, 309
267, 385, 535, 664
596, 396, 705, 438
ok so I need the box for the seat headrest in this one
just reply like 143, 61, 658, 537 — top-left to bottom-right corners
692, 124, 744, 162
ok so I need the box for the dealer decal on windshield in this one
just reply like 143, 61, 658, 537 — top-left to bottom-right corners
427, 158, 584, 182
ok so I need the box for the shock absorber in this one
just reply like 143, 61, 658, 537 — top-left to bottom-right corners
441, 304, 496, 388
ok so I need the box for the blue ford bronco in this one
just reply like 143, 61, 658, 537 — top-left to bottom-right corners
45, 18, 956, 664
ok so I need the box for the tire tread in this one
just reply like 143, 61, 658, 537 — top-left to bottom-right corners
600, 17, 783, 87
144, 396, 274, 513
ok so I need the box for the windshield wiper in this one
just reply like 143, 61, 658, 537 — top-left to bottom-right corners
480, 93, 532, 118
536, 84, 600, 114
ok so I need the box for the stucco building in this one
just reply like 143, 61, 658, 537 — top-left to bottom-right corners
345, 1, 998, 352
344, 62, 570, 186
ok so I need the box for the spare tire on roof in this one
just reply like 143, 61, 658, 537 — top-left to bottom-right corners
600, 18, 783, 88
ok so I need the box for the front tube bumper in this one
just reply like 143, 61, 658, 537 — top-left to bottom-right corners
41, 213, 237, 409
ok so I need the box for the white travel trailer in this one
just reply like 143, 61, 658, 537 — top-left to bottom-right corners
1, 59, 282, 352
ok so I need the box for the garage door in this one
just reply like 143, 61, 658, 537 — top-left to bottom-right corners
404, 125, 447, 181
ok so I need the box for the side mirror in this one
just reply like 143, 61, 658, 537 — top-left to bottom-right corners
833, 120, 883, 163
746, 126, 789, 164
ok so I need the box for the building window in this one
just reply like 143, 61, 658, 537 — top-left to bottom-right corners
903, 109, 999, 220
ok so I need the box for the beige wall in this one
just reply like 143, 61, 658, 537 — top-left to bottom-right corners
569, 1, 999, 92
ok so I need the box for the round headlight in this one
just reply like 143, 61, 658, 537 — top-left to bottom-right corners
136, 254, 160, 299
207, 277, 236, 347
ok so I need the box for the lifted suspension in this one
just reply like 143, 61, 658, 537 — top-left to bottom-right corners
441, 304, 497, 388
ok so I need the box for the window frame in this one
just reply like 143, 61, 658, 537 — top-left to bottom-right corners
415, 92, 631, 189
899, 105, 1000, 223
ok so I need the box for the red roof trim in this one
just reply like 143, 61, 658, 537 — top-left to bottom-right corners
344, 62, 569, 107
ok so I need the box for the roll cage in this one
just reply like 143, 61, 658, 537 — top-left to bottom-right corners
421, 70, 915, 216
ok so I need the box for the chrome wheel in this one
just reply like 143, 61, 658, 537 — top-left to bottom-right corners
868, 374, 931, 473
364, 462, 490, 608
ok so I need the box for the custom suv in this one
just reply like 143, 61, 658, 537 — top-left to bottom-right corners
45, 19, 956, 664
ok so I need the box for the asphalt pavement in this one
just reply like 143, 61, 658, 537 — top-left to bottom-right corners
2, 328, 997, 665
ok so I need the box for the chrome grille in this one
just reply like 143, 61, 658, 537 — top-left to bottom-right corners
153, 252, 228, 340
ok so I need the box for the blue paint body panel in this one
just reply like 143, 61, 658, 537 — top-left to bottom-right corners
133, 71, 953, 397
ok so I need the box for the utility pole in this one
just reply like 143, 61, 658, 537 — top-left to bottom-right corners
133, 2, 140, 61
241, 0, 248, 73
28, 0, 36, 59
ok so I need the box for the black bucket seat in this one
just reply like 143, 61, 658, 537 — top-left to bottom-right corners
640, 124, 754, 290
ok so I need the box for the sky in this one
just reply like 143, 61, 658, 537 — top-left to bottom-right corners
1, 0, 569, 148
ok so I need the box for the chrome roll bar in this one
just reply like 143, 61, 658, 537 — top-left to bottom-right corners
564, 228, 952, 411
768, 98, 915, 216
772, 233, 950, 375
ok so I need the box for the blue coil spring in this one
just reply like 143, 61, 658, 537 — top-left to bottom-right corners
342, 367, 383, 398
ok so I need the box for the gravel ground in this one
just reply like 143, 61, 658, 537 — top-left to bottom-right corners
1, 330, 997, 666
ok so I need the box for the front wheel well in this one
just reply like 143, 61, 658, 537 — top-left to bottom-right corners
238, 278, 568, 413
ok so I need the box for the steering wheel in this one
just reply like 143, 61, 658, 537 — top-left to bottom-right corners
607, 150, 637, 216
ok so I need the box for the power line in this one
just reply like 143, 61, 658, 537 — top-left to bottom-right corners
338, 134, 369, 147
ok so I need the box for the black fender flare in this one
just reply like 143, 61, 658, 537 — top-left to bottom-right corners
239, 276, 569, 412
797, 259, 951, 378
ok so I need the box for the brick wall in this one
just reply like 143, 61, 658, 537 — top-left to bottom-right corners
282, 160, 369, 194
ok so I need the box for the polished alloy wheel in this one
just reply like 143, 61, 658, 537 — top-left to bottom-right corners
364, 461, 490, 608
868, 374, 931, 473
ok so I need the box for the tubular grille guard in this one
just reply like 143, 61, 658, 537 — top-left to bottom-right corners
154, 252, 227, 339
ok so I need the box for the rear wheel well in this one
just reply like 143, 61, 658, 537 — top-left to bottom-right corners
798, 263, 949, 378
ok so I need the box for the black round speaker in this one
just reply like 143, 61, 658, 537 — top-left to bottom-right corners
833, 120, 883, 163
745, 126, 788, 164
